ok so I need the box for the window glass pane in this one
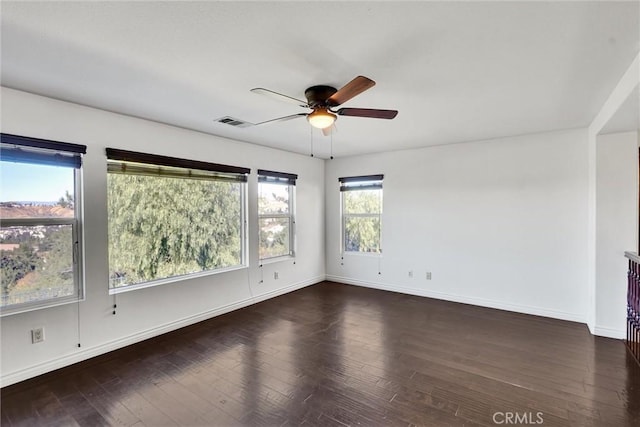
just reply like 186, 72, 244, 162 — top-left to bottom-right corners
258, 183, 289, 215
1, 225, 74, 307
343, 189, 381, 214
259, 217, 290, 259
0, 162, 75, 219
108, 174, 243, 288
344, 216, 380, 253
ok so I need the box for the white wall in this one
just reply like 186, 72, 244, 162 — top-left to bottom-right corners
595, 131, 638, 338
326, 129, 590, 322
0, 87, 325, 386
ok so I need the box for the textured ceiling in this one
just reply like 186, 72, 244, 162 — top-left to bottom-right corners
1, 1, 638, 158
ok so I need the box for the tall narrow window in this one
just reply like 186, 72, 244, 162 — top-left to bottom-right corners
1, 133, 86, 315
340, 174, 383, 254
258, 169, 296, 261
107, 149, 249, 291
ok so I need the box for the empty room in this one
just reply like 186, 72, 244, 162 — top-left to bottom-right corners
1, 1, 639, 426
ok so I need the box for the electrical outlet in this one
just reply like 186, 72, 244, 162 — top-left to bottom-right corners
408, 270, 413, 278
426, 272, 432, 280
274, 271, 279, 280
31, 327, 44, 344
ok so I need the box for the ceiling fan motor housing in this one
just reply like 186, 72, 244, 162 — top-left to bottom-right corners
304, 85, 337, 108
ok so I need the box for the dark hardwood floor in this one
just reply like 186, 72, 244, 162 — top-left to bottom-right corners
2, 281, 639, 426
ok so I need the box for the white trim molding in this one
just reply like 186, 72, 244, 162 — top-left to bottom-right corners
1, 276, 323, 387
593, 325, 626, 340
326, 275, 587, 324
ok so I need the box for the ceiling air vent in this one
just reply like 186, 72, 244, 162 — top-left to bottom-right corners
214, 116, 253, 128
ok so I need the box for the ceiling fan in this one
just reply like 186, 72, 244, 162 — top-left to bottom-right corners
250, 76, 398, 135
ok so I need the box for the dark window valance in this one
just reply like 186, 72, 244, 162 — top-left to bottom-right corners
106, 148, 250, 182
339, 174, 383, 191
1, 133, 86, 168
258, 169, 297, 186
338, 174, 383, 183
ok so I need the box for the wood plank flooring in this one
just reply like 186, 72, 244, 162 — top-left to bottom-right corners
2, 281, 639, 426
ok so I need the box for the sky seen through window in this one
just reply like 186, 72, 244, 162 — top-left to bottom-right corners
1, 162, 74, 202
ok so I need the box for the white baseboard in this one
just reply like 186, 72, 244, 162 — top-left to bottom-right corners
4, 274, 617, 387
593, 325, 626, 339
326, 275, 587, 324
1, 276, 323, 387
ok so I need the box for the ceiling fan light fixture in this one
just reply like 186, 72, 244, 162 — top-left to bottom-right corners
307, 108, 336, 129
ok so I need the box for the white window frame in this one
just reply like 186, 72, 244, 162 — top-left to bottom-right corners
106, 148, 250, 294
1, 135, 85, 316
258, 170, 296, 263
340, 175, 383, 255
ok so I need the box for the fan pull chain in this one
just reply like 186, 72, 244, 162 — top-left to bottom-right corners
330, 130, 334, 160
378, 189, 382, 274
310, 126, 314, 157
76, 294, 81, 348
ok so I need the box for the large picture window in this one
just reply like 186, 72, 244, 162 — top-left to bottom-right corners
107, 149, 249, 291
1, 133, 86, 315
340, 174, 383, 254
258, 169, 296, 261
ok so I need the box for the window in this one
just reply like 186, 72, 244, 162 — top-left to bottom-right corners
107, 149, 249, 291
258, 169, 296, 261
340, 174, 383, 254
1, 133, 86, 315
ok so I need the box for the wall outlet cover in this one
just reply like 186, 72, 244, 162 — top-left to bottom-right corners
31, 328, 44, 344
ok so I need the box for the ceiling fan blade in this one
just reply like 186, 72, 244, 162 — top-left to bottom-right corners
336, 108, 398, 119
250, 88, 308, 108
255, 113, 307, 125
327, 76, 376, 106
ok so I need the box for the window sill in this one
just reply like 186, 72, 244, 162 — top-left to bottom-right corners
1, 294, 85, 317
109, 264, 248, 295
259, 255, 295, 266
342, 251, 382, 258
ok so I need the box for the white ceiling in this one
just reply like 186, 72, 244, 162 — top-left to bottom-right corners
1, 1, 638, 158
